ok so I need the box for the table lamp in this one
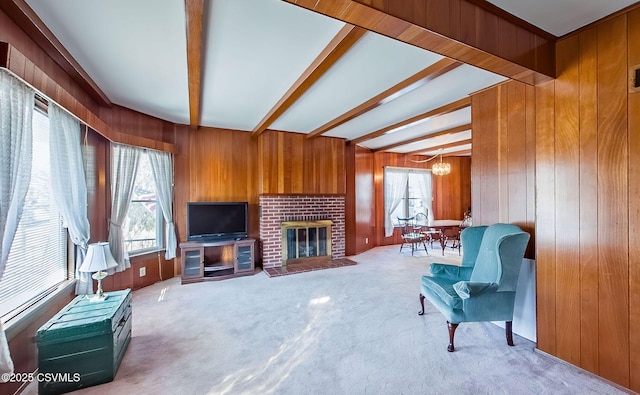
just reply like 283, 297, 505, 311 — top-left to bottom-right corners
79, 242, 119, 302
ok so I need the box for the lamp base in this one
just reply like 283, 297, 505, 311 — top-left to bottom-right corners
89, 271, 110, 302
88, 293, 109, 302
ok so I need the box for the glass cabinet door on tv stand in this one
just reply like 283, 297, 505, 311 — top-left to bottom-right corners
181, 245, 204, 280
235, 239, 255, 273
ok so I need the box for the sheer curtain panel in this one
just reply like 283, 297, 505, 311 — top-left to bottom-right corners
148, 150, 177, 260
109, 143, 141, 272
415, 171, 434, 224
48, 103, 92, 295
0, 70, 35, 377
383, 168, 408, 237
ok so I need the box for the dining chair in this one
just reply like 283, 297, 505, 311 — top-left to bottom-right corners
399, 216, 428, 255
415, 211, 440, 249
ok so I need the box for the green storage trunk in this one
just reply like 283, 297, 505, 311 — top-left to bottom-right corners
36, 288, 132, 395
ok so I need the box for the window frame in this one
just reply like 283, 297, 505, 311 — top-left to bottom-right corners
385, 167, 433, 223
122, 151, 164, 256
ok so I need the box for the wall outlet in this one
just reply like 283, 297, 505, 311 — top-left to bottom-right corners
365, 237, 369, 244
139, 267, 146, 277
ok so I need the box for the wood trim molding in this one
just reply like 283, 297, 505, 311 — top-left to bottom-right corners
350, 96, 470, 145
0, 0, 111, 106
307, 57, 461, 139
251, 24, 366, 137
373, 123, 470, 152
185, 0, 205, 128
404, 138, 472, 155
2, 43, 176, 153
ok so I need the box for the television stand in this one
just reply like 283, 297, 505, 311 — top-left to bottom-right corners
180, 238, 256, 284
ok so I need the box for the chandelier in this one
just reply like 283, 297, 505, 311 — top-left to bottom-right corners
432, 152, 451, 176
408, 148, 452, 176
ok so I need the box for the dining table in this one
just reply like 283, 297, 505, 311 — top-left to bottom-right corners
421, 219, 466, 256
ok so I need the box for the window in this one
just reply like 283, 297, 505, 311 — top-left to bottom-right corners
122, 152, 163, 254
383, 167, 433, 236
0, 109, 68, 319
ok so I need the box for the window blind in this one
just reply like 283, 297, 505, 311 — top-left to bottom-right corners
0, 109, 67, 319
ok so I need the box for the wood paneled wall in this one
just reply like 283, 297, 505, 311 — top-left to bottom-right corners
345, 144, 375, 255
471, 80, 536, 258
372, 151, 471, 246
183, 127, 261, 240
432, 156, 471, 220
629, 9, 640, 391
257, 130, 345, 194
533, 10, 639, 391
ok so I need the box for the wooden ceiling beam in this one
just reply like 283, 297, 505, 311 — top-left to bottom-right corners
373, 123, 470, 152
306, 57, 461, 139
0, 0, 111, 106
349, 96, 470, 145
443, 148, 472, 157
283, 0, 555, 84
251, 24, 366, 137
185, 0, 205, 128
403, 139, 472, 156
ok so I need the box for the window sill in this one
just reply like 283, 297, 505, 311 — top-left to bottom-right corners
129, 248, 167, 261
4, 279, 76, 341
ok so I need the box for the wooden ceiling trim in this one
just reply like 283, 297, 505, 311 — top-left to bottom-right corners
185, 0, 205, 128
373, 123, 470, 152
349, 96, 470, 145
251, 24, 366, 137
403, 138, 472, 155
0, 0, 111, 106
283, 0, 555, 84
306, 57, 461, 139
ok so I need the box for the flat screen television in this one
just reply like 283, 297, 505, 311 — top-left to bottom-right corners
187, 202, 248, 241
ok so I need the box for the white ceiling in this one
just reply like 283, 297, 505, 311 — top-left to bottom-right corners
21, 0, 637, 155
487, 0, 638, 36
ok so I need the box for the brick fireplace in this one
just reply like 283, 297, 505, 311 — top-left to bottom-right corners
259, 194, 345, 268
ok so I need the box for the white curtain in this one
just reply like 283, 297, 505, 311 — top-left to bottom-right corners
108, 143, 141, 272
383, 168, 408, 237
48, 103, 92, 295
148, 150, 176, 259
415, 171, 434, 224
0, 70, 34, 378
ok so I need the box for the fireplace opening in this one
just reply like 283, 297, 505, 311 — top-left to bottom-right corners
281, 220, 332, 266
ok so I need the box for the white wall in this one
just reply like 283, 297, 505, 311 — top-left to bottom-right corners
493, 258, 536, 342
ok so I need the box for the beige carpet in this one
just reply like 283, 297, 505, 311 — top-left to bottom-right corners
24, 245, 629, 395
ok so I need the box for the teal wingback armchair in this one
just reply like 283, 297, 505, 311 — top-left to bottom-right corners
419, 223, 530, 351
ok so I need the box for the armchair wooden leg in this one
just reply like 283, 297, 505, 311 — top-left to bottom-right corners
447, 321, 459, 352
418, 293, 425, 315
506, 321, 514, 346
